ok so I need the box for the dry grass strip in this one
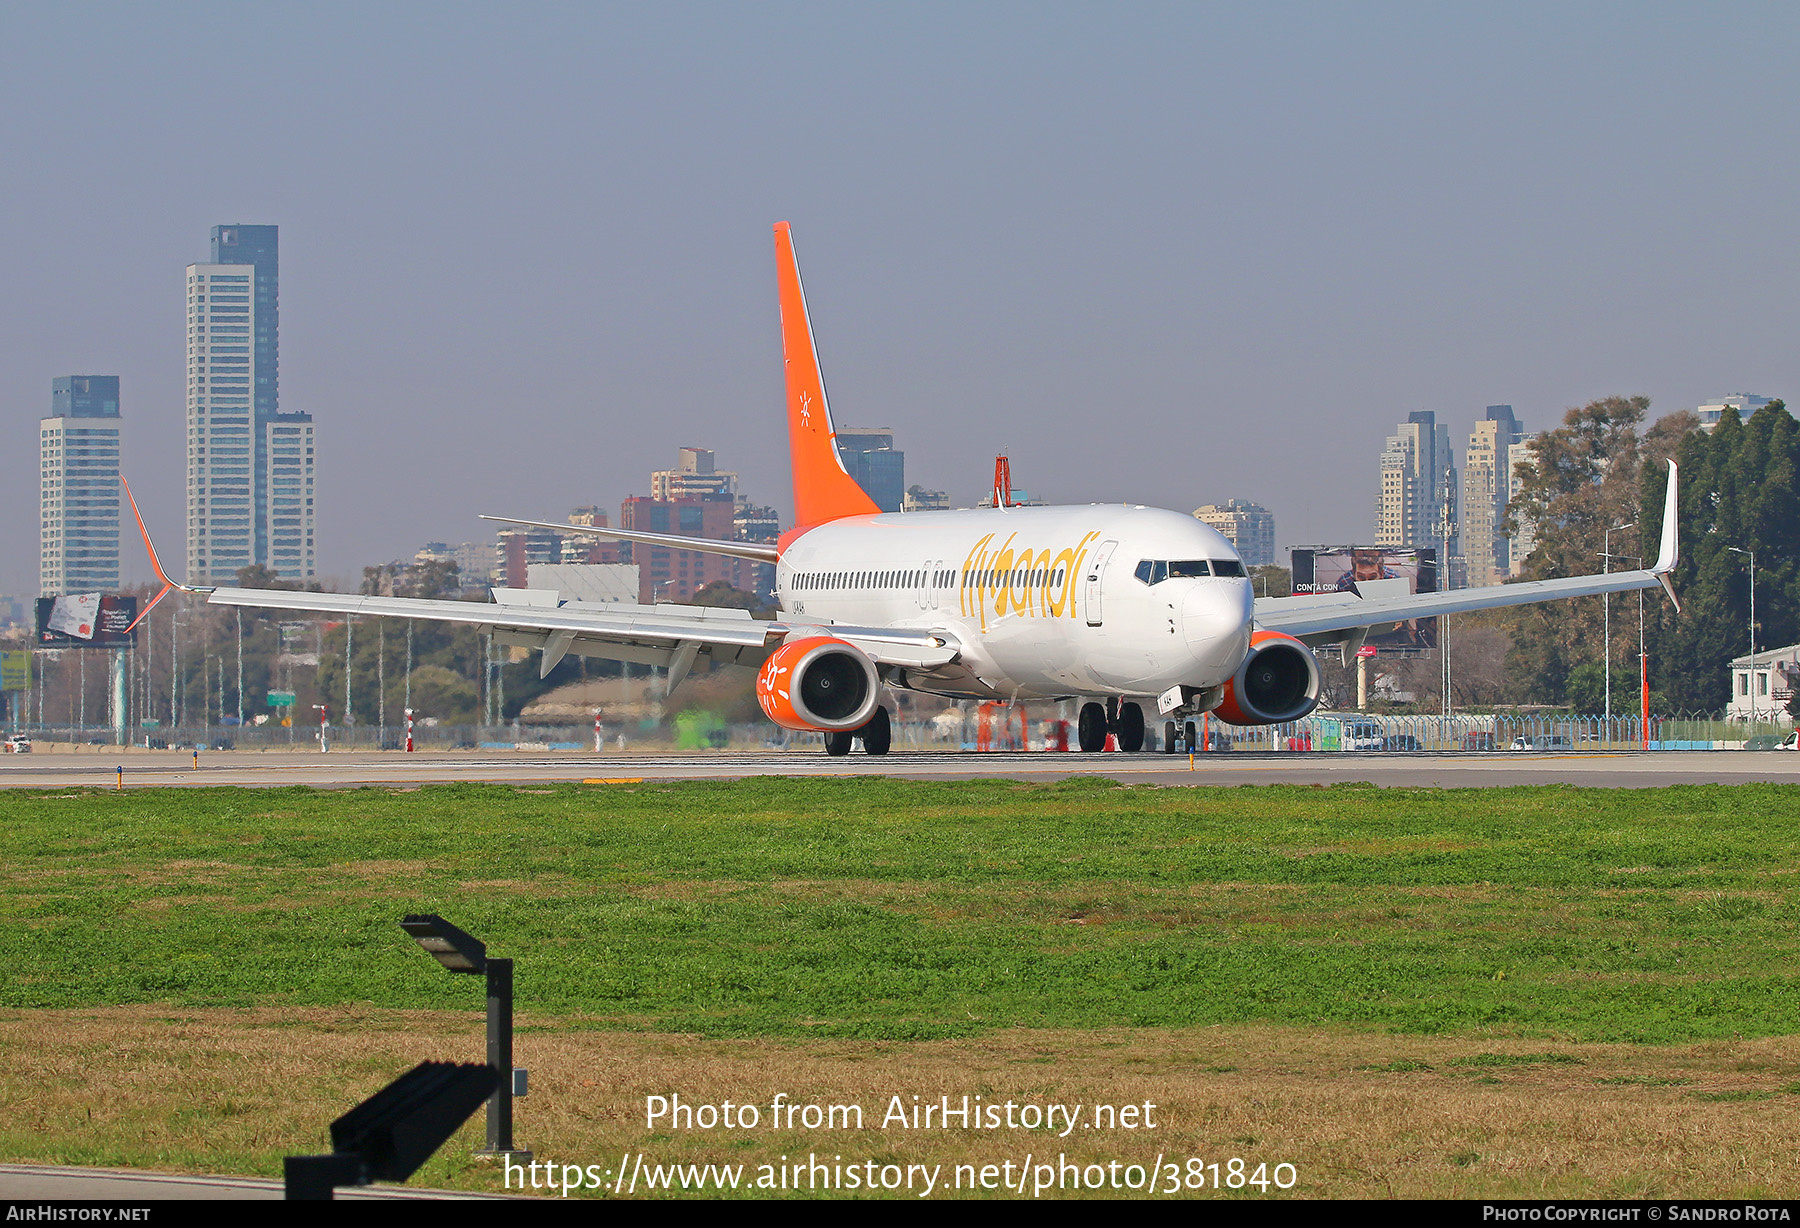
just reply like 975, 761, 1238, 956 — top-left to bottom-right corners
1, 1007, 1796, 1199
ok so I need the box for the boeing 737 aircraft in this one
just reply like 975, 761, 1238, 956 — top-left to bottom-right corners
126, 222, 1681, 756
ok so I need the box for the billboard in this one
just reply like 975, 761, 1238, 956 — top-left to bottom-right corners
1290, 546, 1438, 654
0, 650, 28, 691
34, 594, 139, 648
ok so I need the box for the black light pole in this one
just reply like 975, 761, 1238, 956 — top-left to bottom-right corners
399, 914, 524, 1157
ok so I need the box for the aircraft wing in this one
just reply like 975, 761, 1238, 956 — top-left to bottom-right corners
202, 586, 957, 685
1258, 460, 1681, 642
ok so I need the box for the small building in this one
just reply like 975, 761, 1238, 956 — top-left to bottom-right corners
1727, 644, 1800, 722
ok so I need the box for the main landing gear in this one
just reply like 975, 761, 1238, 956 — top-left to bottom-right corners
825, 705, 892, 757
1078, 698, 1146, 753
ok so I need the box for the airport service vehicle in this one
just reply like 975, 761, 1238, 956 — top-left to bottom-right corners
123, 224, 1684, 756
1783, 731, 1798, 751
1510, 735, 1576, 752
4, 735, 29, 754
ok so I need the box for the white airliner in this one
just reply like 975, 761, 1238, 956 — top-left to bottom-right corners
126, 223, 1681, 756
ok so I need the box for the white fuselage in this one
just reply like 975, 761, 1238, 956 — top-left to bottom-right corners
776, 504, 1254, 701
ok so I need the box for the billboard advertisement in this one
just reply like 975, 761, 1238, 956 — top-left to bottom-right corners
1290, 546, 1438, 654
0, 650, 28, 691
34, 594, 139, 649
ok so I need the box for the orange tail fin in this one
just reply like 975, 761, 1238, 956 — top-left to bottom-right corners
120, 474, 202, 631
774, 222, 881, 527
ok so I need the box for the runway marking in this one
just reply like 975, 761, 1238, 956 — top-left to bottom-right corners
582, 778, 646, 784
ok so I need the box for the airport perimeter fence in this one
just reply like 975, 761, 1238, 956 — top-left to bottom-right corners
5, 710, 1794, 754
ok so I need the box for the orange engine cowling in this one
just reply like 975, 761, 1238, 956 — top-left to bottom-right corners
1215, 631, 1321, 726
756, 636, 882, 732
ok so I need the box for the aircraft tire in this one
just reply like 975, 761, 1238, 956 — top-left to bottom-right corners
825, 730, 855, 757
861, 706, 892, 756
1116, 702, 1146, 752
1163, 721, 1179, 754
1184, 720, 1198, 752
1077, 702, 1109, 752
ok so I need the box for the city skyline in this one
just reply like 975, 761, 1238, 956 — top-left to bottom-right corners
3, 7, 1797, 595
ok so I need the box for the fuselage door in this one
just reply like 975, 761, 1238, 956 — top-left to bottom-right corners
1083, 540, 1118, 627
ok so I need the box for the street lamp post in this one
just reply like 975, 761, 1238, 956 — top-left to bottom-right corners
399, 915, 525, 1158
1729, 547, 1757, 720
1601, 550, 1647, 748
1601, 521, 1636, 737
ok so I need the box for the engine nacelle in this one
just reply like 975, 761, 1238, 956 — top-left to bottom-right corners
1215, 631, 1321, 726
756, 635, 881, 732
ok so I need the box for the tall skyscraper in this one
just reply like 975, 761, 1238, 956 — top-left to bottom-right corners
1375, 411, 1455, 557
836, 426, 904, 512
39, 376, 122, 596
1462, 405, 1525, 587
1193, 500, 1276, 567
185, 224, 314, 585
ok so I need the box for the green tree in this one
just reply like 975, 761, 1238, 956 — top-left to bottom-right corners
400, 665, 478, 725
1248, 564, 1292, 597
1642, 400, 1800, 711
1499, 398, 1699, 705
1564, 662, 1605, 714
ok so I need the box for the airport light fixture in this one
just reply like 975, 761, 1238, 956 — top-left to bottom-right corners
1729, 547, 1757, 719
1601, 521, 1636, 730
399, 914, 525, 1158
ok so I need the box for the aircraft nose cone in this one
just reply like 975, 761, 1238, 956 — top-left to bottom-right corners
1182, 584, 1251, 675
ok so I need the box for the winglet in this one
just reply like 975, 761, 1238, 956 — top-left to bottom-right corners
121, 475, 209, 631
1651, 459, 1680, 612
773, 222, 882, 528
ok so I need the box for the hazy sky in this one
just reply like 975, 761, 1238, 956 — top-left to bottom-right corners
4, 2, 1796, 593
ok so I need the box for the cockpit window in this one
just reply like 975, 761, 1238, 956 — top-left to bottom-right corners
1135, 558, 1246, 584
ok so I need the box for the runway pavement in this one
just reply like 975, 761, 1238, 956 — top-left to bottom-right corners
0, 746, 1794, 788
0, 1161, 512, 1200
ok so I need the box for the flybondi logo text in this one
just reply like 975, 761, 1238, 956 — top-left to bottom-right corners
959, 531, 1100, 630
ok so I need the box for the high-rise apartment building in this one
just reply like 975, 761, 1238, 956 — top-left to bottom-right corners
1193, 500, 1276, 567
620, 494, 746, 603
185, 224, 314, 585
1461, 406, 1525, 587
39, 376, 122, 596
1506, 437, 1538, 576
836, 427, 904, 512
650, 447, 739, 503
1375, 412, 1456, 568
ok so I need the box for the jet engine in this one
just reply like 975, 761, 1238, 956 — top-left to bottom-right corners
1214, 631, 1321, 726
755, 635, 882, 732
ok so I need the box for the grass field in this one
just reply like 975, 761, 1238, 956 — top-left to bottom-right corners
4, 778, 1800, 1197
